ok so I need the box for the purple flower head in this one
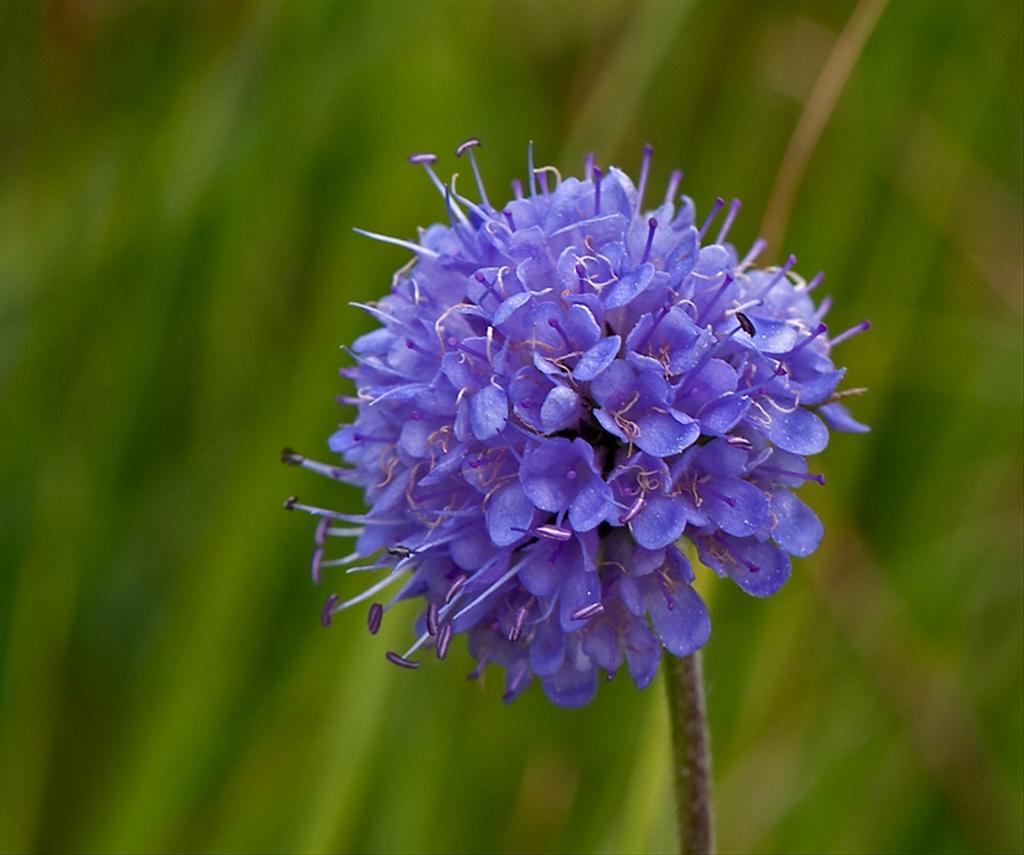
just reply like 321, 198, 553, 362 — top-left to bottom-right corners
285, 141, 868, 707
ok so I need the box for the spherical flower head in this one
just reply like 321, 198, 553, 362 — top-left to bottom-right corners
285, 141, 869, 707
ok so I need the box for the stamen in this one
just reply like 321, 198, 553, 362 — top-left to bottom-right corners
716, 198, 741, 244
367, 602, 384, 635
593, 166, 603, 215
321, 594, 340, 627
388, 545, 414, 559
503, 210, 516, 231
664, 168, 683, 207
739, 238, 767, 269
758, 254, 797, 298
641, 217, 657, 264
547, 318, 572, 350
386, 651, 421, 670
352, 228, 440, 259
635, 143, 653, 215
511, 178, 524, 200
583, 152, 595, 182
570, 602, 604, 621
426, 602, 440, 636
830, 320, 871, 347
455, 138, 491, 209
698, 197, 725, 240
788, 323, 828, 356
803, 271, 824, 292
757, 465, 826, 485
695, 273, 734, 327
726, 436, 754, 450
527, 140, 536, 197
536, 168, 549, 194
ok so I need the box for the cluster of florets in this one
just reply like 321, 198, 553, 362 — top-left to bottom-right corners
284, 140, 868, 707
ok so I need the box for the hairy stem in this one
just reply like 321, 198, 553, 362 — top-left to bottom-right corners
665, 651, 714, 855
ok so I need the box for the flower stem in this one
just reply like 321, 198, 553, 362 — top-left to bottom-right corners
665, 650, 714, 855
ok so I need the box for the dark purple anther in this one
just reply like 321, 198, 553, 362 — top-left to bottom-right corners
281, 447, 303, 465
367, 602, 384, 635
503, 210, 516, 231
593, 166, 603, 215
445, 574, 467, 604
426, 602, 440, 636
570, 602, 605, 622
436, 622, 453, 659
386, 651, 421, 669
641, 217, 657, 264
321, 593, 340, 627
388, 544, 414, 560
283, 495, 299, 511
735, 312, 756, 336
408, 152, 438, 165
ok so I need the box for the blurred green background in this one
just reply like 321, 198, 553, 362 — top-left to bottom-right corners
2, 1, 1022, 853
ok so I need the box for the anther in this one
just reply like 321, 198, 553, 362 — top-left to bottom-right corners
503, 210, 516, 231
386, 651, 421, 670
281, 447, 303, 465
527, 140, 536, 197
735, 312, 756, 336
408, 152, 437, 165
455, 138, 491, 208
321, 593, 340, 627
388, 545, 414, 559
436, 622, 453, 659
426, 602, 440, 636
314, 516, 331, 546
570, 602, 605, 621
367, 602, 384, 635
284, 495, 299, 511
583, 151, 595, 182
641, 217, 657, 264
445, 574, 468, 604
508, 605, 529, 642
620, 495, 645, 524
534, 524, 573, 542
593, 166, 603, 215
726, 436, 754, 450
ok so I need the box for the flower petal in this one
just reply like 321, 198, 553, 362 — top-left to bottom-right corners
573, 335, 621, 381
470, 385, 508, 441
771, 490, 823, 557
486, 482, 534, 547
630, 494, 687, 549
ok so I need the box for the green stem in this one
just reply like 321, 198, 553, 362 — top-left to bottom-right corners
665, 651, 714, 855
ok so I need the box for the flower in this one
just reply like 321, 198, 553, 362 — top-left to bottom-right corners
284, 140, 868, 707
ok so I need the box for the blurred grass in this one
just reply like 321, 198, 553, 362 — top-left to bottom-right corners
1, 1, 1022, 853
